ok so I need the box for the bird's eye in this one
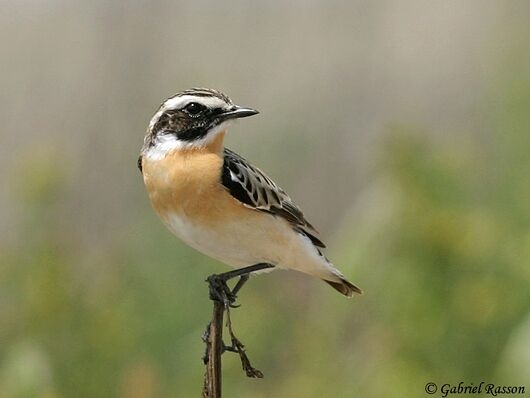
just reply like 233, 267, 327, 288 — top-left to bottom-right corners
184, 102, 205, 115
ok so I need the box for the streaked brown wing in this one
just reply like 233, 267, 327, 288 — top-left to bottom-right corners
221, 148, 325, 248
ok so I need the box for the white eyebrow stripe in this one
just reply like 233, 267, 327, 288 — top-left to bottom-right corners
162, 95, 228, 111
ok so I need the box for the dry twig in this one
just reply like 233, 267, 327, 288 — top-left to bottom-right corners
201, 264, 272, 397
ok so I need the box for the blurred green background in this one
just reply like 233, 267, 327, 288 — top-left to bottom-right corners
1, 1, 529, 397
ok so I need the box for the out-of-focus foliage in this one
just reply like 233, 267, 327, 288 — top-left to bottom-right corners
1, 1, 529, 397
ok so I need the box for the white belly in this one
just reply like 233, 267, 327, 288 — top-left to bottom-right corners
164, 212, 267, 267
163, 211, 340, 281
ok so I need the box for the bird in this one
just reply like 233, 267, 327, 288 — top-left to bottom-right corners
138, 88, 362, 298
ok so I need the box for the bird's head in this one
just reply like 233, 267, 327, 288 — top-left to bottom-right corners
142, 88, 258, 157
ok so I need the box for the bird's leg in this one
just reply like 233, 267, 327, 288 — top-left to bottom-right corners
229, 274, 249, 301
206, 263, 274, 308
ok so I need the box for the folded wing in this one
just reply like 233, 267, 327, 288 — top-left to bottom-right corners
221, 148, 325, 248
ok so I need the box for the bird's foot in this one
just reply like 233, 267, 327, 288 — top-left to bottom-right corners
206, 273, 239, 308
206, 263, 275, 308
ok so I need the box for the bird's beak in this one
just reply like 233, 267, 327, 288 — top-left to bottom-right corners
218, 106, 259, 121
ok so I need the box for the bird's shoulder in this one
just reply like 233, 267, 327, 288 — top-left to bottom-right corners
221, 148, 325, 248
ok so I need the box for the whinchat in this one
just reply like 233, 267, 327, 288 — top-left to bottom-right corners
139, 88, 362, 297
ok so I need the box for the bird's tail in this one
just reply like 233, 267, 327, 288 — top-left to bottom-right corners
323, 277, 363, 297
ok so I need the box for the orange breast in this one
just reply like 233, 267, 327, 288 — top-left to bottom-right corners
141, 137, 246, 227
